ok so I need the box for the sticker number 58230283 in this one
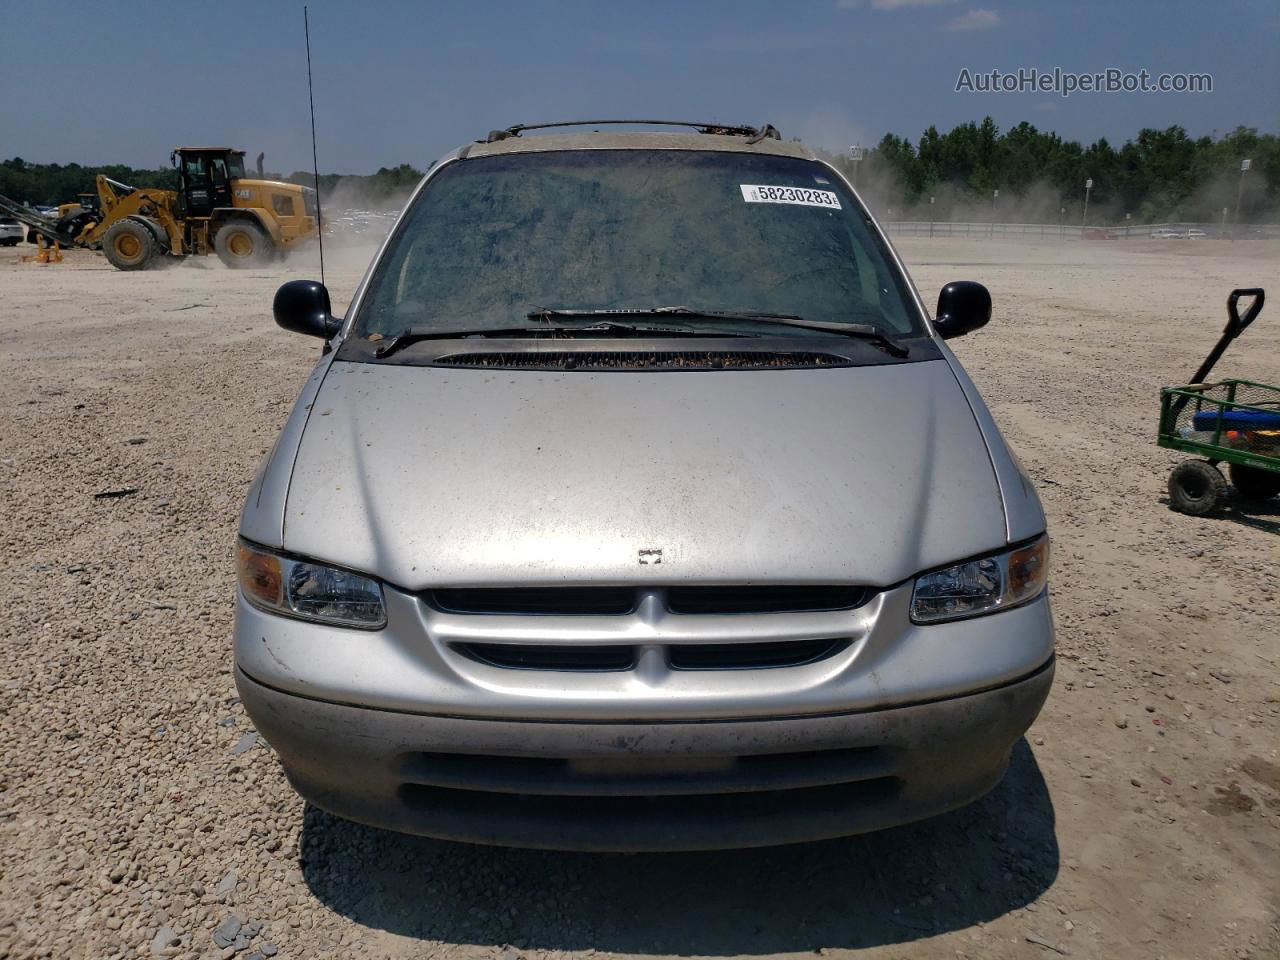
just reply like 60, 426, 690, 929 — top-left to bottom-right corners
740, 184, 841, 208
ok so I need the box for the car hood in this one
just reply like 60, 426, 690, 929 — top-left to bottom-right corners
282, 358, 1006, 589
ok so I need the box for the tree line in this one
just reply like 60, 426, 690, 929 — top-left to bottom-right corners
3, 121, 1276, 223
823, 120, 1276, 225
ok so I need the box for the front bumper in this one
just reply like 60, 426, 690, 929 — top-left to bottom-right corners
237, 658, 1053, 851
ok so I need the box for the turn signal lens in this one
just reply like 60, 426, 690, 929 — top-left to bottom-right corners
1007, 538, 1050, 601
238, 542, 282, 607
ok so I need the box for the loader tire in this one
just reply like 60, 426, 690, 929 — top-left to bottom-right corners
214, 221, 272, 268
1229, 463, 1280, 500
103, 219, 159, 271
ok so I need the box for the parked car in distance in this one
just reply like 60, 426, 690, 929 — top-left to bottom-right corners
1185, 228, 1206, 240
0, 217, 24, 246
1150, 228, 1183, 239
1084, 228, 1116, 240
235, 121, 1055, 851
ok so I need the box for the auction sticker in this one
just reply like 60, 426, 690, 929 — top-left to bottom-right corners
740, 184, 841, 208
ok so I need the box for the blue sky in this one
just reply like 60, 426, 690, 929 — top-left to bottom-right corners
5, 0, 1277, 174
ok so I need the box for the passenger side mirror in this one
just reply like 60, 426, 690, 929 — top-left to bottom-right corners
273, 279, 343, 339
933, 281, 991, 340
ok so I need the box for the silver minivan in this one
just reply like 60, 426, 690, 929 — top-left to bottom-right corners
235, 123, 1053, 851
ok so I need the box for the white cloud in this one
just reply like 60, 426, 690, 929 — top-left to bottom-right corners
942, 8, 1002, 30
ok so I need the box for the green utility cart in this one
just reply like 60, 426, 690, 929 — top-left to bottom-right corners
1159, 288, 1279, 515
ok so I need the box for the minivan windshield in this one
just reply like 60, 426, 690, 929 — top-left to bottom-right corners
354, 150, 922, 339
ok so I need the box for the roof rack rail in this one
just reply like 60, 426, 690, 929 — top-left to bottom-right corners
483, 120, 781, 144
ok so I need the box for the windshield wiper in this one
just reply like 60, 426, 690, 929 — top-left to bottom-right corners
528, 307, 910, 357
372, 320, 732, 358
374, 308, 909, 360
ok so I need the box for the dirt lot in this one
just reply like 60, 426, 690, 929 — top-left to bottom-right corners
1, 236, 1277, 960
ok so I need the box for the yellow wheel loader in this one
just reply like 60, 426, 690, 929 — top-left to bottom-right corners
1, 148, 319, 271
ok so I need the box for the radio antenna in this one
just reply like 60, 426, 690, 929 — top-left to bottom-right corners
304, 5, 325, 286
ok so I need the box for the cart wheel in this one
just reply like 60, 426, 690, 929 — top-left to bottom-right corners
1229, 463, 1280, 501
1168, 460, 1227, 515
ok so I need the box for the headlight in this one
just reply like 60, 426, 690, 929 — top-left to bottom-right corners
910, 536, 1048, 624
237, 540, 386, 629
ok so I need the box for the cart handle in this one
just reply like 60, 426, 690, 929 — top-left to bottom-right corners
1226, 288, 1264, 337
1189, 288, 1265, 386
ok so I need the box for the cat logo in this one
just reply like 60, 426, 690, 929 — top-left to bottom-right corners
234, 188, 252, 200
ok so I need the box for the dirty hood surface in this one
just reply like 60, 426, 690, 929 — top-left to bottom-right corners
283, 358, 1005, 589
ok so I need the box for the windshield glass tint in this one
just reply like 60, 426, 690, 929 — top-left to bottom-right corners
355, 150, 921, 337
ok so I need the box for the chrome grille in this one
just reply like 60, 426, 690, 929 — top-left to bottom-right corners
428, 585, 868, 616
426, 585, 873, 676
451, 637, 848, 672
458, 643, 636, 672
431, 587, 636, 615
666, 585, 868, 614
667, 637, 850, 670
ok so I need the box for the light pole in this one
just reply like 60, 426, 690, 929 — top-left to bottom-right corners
1233, 158, 1250, 240
1059, 206, 1065, 238
849, 145, 864, 191
1125, 212, 1131, 237
989, 189, 998, 238
1221, 206, 1229, 239
929, 195, 935, 238
1082, 178, 1093, 231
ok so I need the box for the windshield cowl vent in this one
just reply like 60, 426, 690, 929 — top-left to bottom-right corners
431, 351, 850, 371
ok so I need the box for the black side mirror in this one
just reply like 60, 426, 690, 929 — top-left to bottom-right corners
273, 279, 343, 339
934, 281, 991, 339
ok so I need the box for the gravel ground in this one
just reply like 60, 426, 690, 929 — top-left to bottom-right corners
1, 236, 1277, 960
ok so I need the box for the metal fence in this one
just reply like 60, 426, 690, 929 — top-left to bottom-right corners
881, 220, 1280, 240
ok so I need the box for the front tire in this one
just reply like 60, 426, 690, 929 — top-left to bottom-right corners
1168, 460, 1227, 515
1229, 463, 1280, 501
103, 219, 159, 271
214, 221, 272, 268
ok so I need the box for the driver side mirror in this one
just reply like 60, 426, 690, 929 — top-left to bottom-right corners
934, 281, 991, 339
274, 279, 343, 340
